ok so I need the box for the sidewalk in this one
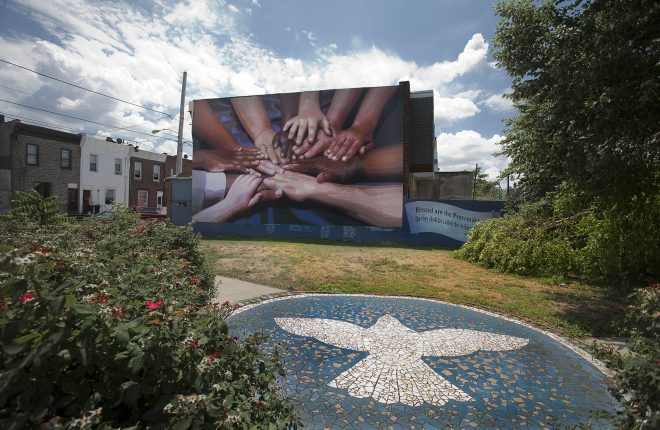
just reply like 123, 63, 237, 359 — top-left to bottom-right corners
212, 275, 287, 305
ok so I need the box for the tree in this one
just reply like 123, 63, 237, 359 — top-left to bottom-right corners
473, 166, 502, 200
493, 0, 659, 204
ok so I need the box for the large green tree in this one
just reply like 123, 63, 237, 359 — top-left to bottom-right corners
493, 0, 659, 204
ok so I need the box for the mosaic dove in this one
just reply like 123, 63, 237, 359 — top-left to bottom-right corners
275, 314, 529, 406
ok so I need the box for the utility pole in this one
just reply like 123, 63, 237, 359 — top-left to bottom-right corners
176, 71, 187, 175
472, 163, 478, 200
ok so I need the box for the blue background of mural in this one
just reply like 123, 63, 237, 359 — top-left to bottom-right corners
192, 199, 504, 247
229, 295, 619, 429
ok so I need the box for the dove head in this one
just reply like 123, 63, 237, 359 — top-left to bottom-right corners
364, 315, 421, 362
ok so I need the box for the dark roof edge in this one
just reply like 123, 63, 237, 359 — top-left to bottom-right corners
13, 122, 82, 144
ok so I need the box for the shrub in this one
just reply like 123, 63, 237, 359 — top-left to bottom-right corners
592, 285, 660, 429
1, 190, 68, 226
456, 190, 660, 289
0, 208, 298, 429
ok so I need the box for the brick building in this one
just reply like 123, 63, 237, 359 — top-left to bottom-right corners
0, 116, 82, 213
128, 149, 167, 209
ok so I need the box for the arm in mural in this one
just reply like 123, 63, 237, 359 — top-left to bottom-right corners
194, 100, 255, 152
192, 148, 261, 173
230, 96, 280, 164
283, 144, 403, 183
262, 170, 402, 227
273, 93, 300, 162
192, 173, 281, 223
283, 91, 332, 146
326, 86, 398, 162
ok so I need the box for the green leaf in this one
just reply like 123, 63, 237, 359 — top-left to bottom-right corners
173, 416, 193, 430
13, 332, 40, 344
128, 353, 144, 374
51, 296, 65, 314
222, 394, 234, 408
72, 304, 95, 315
121, 381, 139, 406
64, 295, 77, 308
3, 343, 25, 355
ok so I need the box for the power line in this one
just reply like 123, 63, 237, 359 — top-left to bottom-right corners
0, 83, 169, 133
0, 109, 193, 149
0, 58, 174, 118
0, 98, 192, 143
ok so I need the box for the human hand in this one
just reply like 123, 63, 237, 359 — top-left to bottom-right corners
192, 148, 262, 173
325, 125, 374, 162
261, 170, 320, 202
222, 173, 265, 214
283, 155, 360, 184
283, 109, 333, 146
272, 131, 296, 163
254, 129, 283, 165
254, 159, 284, 177
292, 132, 334, 160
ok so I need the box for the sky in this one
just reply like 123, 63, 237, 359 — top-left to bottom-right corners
0, 0, 515, 180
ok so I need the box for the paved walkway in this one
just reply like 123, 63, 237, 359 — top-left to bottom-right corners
212, 275, 286, 305
228, 294, 619, 429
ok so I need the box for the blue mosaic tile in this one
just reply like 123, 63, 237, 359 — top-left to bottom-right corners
228, 295, 619, 429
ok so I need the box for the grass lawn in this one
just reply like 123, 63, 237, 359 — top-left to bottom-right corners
202, 237, 624, 339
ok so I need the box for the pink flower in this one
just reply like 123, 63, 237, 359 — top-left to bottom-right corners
146, 299, 163, 309
19, 292, 34, 303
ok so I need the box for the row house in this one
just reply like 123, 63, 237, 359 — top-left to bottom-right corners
1, 117, 192, 216
0, 116, 81, 213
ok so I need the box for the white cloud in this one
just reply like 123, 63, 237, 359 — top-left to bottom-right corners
482, 92, 514, 112
55, 96, 83, 109
227, 4, 239, 13
0, 0, 494, 156
436, 130, 508, 181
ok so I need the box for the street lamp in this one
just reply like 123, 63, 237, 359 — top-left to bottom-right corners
151, 128, 178, 135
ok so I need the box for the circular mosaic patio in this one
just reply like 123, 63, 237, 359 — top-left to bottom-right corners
228, 294, 618, 429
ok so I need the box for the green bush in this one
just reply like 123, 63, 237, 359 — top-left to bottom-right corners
592, 285, 660, 429
455, 200, 578, 279
456, 190, 660, 289
0, 207, 298, 429
1, 190, 68, 226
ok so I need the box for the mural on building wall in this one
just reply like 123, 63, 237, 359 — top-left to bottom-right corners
191, 84, 404, 227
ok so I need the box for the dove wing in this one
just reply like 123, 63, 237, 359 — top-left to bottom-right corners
275, 318, 369, 352
418, 329, 528, 357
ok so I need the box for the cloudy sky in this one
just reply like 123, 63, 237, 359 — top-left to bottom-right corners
0, 0, 515, 180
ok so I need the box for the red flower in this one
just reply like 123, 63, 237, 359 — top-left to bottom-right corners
136, 226, 147, 233
19, 292, 34, 303
206, 351, 221, 362
146, 299, 163, 309
93, 293, 109, 304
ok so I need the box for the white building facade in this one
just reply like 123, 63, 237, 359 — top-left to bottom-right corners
79, 136, 131, 214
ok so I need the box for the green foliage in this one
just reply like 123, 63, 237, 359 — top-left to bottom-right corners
2, 190, 68, 225
592, 286, 660, 429
462, 0, 660, 288
457, 189, 660, 287
473, 166, 502, 201
0, 212, 299, 429
492, 0, 660, 203
456, 199, 578, 278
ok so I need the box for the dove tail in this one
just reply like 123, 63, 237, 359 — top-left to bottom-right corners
328, 356, 473, 407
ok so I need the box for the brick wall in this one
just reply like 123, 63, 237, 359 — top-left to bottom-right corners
10, 131, 81, 213
164, 155, 191, 216
129, 156, 166, 208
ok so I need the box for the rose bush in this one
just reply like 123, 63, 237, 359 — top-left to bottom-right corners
0, 204, 298, 429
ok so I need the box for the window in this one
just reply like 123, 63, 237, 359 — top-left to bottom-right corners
134, 161, 142, 179
137, 189, 148, 207
33, 182, 51, 198
153, 164, 161, 181
170, 168, 175, 177
105, 189, 116, 205
115, 158, 122, 175
156, 190, 163, 208
61, 149, 71, 169
89, 154, 98, 172
26, 144, 38, 165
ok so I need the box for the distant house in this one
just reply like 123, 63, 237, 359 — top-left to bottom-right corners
0, 116, 82, 214
79, 135, 131, 214
164, 154, 192, 217
129, 149, 167, 211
